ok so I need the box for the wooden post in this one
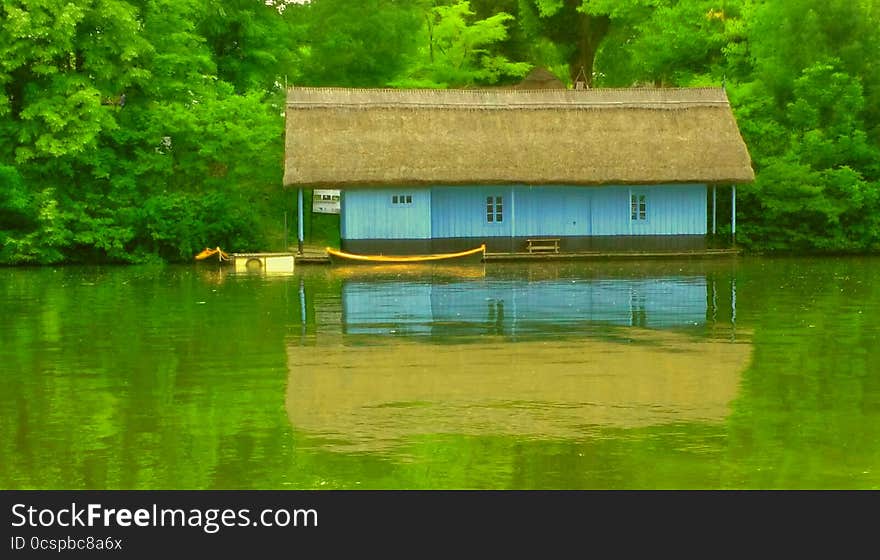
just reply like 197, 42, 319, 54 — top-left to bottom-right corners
510, 187, 516, 243
627, 187, 633, 235
731, 184, 736, 245
297, 188, 304, 255
712, 185, 717, 236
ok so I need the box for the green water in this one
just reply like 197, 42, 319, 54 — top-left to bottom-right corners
1, 257, 879, 489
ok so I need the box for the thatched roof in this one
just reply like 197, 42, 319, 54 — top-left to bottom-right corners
513, 67, 565, 89
284, 87, 755, 187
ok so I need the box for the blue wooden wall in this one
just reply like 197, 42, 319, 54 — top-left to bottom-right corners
626, 185, 707, 235
341, 188, 431, 240
342, 184, 707, 239
505, 186, 591, 237
591, 187, 631, 236
431, 186, 513, 238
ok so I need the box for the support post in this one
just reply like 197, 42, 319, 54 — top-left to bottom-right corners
297, 188, 304, 255
712, 185, 717, 236
509, 187, 515, 243
627, 187, 633, 235
731, 184, 736, 246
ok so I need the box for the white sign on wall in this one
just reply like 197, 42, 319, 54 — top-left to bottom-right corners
313, 189, 340, 214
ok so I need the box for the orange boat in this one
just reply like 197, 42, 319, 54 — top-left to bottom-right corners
326, 244, 486, 265
194, 246, 230, 264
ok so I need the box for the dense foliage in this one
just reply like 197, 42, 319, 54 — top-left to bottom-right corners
1, 0, 879, 262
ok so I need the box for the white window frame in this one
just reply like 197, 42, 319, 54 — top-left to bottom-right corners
486, 195, 503, 223
630, 192, 648, 222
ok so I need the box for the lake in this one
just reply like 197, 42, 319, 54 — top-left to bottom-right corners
1, 256, 879, 489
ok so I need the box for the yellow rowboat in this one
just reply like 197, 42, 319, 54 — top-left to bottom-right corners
326, 244, 486, 265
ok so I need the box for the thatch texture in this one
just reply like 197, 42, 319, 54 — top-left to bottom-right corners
512, 67, 565, 89
284, 87, 755, 187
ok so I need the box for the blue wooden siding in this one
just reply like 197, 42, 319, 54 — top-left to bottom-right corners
342, 184, 706, 239
341, 188, 431, 240
589, 185, 707, 236
431, 186, 513, 238
513, 186, 592, 237
342, 277, 708, 335
626, 185, 707, 236
590, 187, 631, 236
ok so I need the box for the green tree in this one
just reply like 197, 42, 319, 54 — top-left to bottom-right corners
734, 61, 880, 251
725, 1, 880, 252
393, 0, 530, 88
594, 0, 734, 86
198, 0, 302, 93
295, 0, 421, 87
0, 0, 296, 264
0, 0, 152, 163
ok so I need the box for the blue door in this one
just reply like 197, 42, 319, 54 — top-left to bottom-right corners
561, 190, 591, 236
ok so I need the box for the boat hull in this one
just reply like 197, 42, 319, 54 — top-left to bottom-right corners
326, 244, 485, 265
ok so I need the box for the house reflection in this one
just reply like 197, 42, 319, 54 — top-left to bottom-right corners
286, 272, 749, 453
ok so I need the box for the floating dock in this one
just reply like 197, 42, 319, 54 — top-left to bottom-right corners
231, 252, 296, 273
484, 248, 742, 262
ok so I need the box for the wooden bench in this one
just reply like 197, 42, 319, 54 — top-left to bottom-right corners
526, 238, 561, 254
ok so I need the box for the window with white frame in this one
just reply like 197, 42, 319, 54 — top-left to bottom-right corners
486, 196, 503, 223
630, 193, 647, 221
392, 194, 413, 206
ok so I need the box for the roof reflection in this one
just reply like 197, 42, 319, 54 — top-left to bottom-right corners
287, 271, 748, 453
286, 331, 752, 453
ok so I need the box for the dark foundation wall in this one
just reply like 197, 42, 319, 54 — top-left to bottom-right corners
342, 235, 708, 255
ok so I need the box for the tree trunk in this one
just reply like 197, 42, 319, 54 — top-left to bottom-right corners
569, 12, 611, 87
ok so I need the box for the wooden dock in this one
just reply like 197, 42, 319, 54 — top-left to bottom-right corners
484, 248, 741, 261
293, 246, 741, 265
292, 245, 332, 264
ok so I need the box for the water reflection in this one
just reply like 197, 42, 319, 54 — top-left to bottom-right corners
342, 275, 711, 336
286, 269, 751, 454
5, 258, 880, 489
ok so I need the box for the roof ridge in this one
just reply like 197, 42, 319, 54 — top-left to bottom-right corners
287, 86, 725, 93
286, 87, 730, 108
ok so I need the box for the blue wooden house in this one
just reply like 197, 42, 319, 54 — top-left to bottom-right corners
284, 87, 754, 254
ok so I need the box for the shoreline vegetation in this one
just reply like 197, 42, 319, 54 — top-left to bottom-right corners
2, 0, 879, 265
